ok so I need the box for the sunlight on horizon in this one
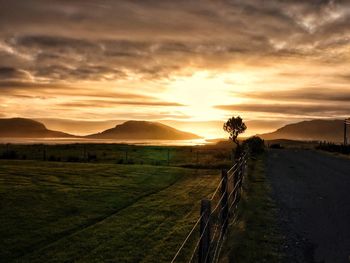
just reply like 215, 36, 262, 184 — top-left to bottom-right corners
162, 71, 248, 121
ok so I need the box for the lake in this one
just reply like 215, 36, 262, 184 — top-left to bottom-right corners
0, 138, 209, 146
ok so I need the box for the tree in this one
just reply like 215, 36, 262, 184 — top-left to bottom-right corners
223, 116, 247, 158
243, 136, 265, 155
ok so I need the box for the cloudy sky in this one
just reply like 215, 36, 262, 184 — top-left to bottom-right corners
1, 0, 350, 137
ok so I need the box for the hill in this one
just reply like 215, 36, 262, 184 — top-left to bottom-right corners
0, 118, 75, 138
87, 120, 201, 140
259, 119, 345, 142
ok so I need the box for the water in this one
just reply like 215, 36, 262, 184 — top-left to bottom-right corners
0, 138, 209, 146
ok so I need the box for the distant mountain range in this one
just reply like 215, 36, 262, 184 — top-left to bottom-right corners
0, 118, 74, 138
0, 118, 346, 142
0, 118, 201, 140
87, 120, 201, 140
259, 119, 346, 142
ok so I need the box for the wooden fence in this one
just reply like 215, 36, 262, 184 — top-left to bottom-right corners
171, 152, 248, 263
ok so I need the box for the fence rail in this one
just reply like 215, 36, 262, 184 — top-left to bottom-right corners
171, 151, 248, 263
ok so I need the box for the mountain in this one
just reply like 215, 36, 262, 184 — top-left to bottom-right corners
87, 120, 201, 140
0, 118, 75, 138
259, 119, 345, 142
36, 118, 123, 136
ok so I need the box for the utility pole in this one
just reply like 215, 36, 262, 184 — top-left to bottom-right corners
345, 118, 350, 146
344, 120, 347, 146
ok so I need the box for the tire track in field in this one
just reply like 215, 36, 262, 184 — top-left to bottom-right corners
18, 171, 218, 263
0, 177, 127, 191
12, 173, 183, 262
0, 177, 132, 191
74, 172, 219, 263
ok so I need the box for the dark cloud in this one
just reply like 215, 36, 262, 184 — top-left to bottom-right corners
9, 94, 52, 100
58, 99, 185, 108
0, 67, 31, 80
1, 0, 350, 82
13, 35, 95, 49
1, 0, 350, 125
237, 88, 350, 102
216, 103, 350, 117
34, 64, 126, 81
0, 80, 66, 90
337, 74, 350, 81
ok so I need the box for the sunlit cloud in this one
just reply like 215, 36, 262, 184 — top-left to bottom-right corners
216, 103, 350, 119
1, 0, 350, 137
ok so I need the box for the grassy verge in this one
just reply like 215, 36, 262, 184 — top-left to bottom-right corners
219, 154, 284, 263
315, 148, 350, 160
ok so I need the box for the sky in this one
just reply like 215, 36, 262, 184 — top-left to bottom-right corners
1, 0, 350, 138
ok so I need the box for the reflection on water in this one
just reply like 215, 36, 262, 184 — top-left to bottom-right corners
0, 138, 208, 146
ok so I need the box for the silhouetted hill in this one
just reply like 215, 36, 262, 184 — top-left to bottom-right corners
259, 119, 345, 142
87, 120, 201, 140
0, 118, 75, 138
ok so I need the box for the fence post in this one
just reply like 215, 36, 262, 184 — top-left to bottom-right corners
233, 158, 240, 207
344, 120, 347, 145
220, 170, 228, 236
199, 199, 211, 263
237, 155, 246, 202
242, 156, 246, 179
240, 157, 244, 185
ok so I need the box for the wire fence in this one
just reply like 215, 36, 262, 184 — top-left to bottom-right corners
171, 151, 248, 263
0, 143, 232, 167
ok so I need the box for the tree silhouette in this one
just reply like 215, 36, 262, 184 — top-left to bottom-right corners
223, 116, 247, 157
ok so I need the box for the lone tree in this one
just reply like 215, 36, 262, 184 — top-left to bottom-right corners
223, 116, 247, 158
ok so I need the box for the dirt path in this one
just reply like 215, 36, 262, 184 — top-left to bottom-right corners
266, 149, 350, 263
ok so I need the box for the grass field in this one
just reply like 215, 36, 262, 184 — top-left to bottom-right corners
0, 143, 232, 169
0, 159, 220, 262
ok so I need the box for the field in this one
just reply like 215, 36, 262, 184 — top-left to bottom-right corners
0, 157, 221, 262
0, 143, 233, 169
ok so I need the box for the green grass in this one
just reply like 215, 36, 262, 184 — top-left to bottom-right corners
0, 143, 233, 169
0, 159, 220, 262
219, 155, 284, 263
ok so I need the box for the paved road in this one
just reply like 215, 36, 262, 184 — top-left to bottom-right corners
266, 149, 350, 263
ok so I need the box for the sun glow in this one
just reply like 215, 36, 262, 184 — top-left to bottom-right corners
162, 71, 248, 121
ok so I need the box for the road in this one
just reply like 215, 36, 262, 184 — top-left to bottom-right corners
266, 149, 350, 263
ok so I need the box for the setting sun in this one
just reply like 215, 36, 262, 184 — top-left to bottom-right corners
164, 71, 244, 119
1, 1, 350, 263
